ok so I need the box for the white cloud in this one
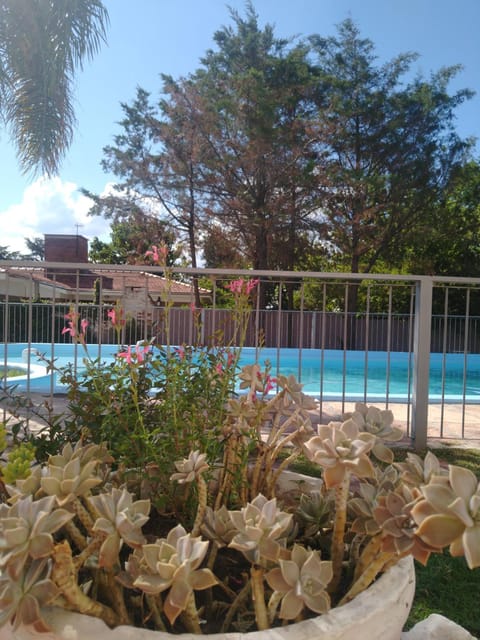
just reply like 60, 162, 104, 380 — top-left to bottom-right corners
0, 177, 112, 254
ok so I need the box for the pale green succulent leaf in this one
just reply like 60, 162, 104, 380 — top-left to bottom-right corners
38, 509, 74, 535
304, 589, 331, 614
93, 517, 115, 536
449, 465, 478, 502
40, 477, 62, 497
98, 534, 121, 569
279, 589, 304, 620
448, 497, 474, 528
416, 514, 464, 548
372, 441, 394, 464
278, 559, 299, 587
133, 574, 173, 595
29, 533, 54, 559
167, 569, 191, 609
265, 567, 290, 592
189, 568, 218, 590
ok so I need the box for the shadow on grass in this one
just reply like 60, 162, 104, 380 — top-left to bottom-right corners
407, 551, 480, 635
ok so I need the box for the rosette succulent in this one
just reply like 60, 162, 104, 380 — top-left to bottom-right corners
0, 495, 72, 577
228, 494, 292, 564
303, 419, 376, 488
89, 487, 150, 569
348, 403, 404, 463
412, 464, 480, 569
130, 524, 217, 628
266, 544, 332, 620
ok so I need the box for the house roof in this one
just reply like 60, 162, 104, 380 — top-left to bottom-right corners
0, 265, 210, 302
95, 270, 209, 296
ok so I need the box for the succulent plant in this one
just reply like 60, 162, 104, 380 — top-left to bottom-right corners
2, 442, 36, 485
129, 524, 217, 628
373, 485, 433, 565
274, 374, 317, 409
201, 505, 237, 546
228, 494, 292, 564
412, 464, 480, 569
0, 494, 73, 577
40, 442, 106, 507
296, 489, 334, 537
265, 543, 332, 620
170, 450, 209, 484
347, 403, 404, 463
395, 450, 447, 487
0, 558, 59, 632
303, 419, 376, 489
0, 356, 478, 637
89, 487, 150, 569
349, 466, 399, 536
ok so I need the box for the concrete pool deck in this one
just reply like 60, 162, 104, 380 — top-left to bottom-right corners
2, 392, 480, 449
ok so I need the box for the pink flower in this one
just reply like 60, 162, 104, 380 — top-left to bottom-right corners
264, 375, 277, 394
64, 309, 79, 323
145, 243, 168, 266
135, 344, 151, 363
227, 279, 244, 294
108, 307, 126, 328
227, 278, 259, 296
80, 319, 89, 334
175, 346, 186, 360
117, 345, 133, 364
245, 278, 259, 295
145, 245, 160, 263
216, 362, 223, 375
62, 322, 77, 338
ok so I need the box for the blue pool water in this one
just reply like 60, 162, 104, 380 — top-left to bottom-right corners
1, 343, 479, 402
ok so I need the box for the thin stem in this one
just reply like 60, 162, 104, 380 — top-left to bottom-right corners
221, 579, 251, 633
192, 474, 207, 537
250, 565, 269, 631
51, 541, 118, 627
179, 592, 202, 634
339, 550, 394, 605
329, 471, 351, 593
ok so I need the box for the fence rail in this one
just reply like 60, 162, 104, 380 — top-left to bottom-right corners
2, 302, 480, 354
2, 262, 480, 448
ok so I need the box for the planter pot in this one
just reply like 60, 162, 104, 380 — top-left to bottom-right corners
0, 556, 415, 640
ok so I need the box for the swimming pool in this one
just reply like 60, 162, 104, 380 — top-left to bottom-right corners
1, 342, 479, 402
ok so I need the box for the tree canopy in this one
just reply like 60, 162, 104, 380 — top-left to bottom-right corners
87, 5, 475, 309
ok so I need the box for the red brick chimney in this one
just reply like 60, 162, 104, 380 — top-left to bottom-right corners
44, 234, 89, 262
43, 233, 113, 290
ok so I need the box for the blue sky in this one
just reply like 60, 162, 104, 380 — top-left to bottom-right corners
1, 0, 479, 253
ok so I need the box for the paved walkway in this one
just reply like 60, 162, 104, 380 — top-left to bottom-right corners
316, 400, 480, 448
2, 393, 480, 449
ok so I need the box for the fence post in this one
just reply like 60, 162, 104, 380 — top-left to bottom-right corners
411, 277, 432, 450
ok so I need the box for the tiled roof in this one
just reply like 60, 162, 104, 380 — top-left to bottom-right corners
0, 266, 210, 297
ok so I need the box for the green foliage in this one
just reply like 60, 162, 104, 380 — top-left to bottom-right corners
0, 0, 109, 175
0, 422, 7, 453
61, 344, 234, 469
87, 7, 473, 295
88, 216, 178, 266
2, 442, 35, 484
408, 551, 480, 635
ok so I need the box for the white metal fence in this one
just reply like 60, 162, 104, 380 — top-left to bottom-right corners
2, 262, 480, 448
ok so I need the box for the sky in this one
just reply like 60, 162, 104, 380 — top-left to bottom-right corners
0, 0, 479, 254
